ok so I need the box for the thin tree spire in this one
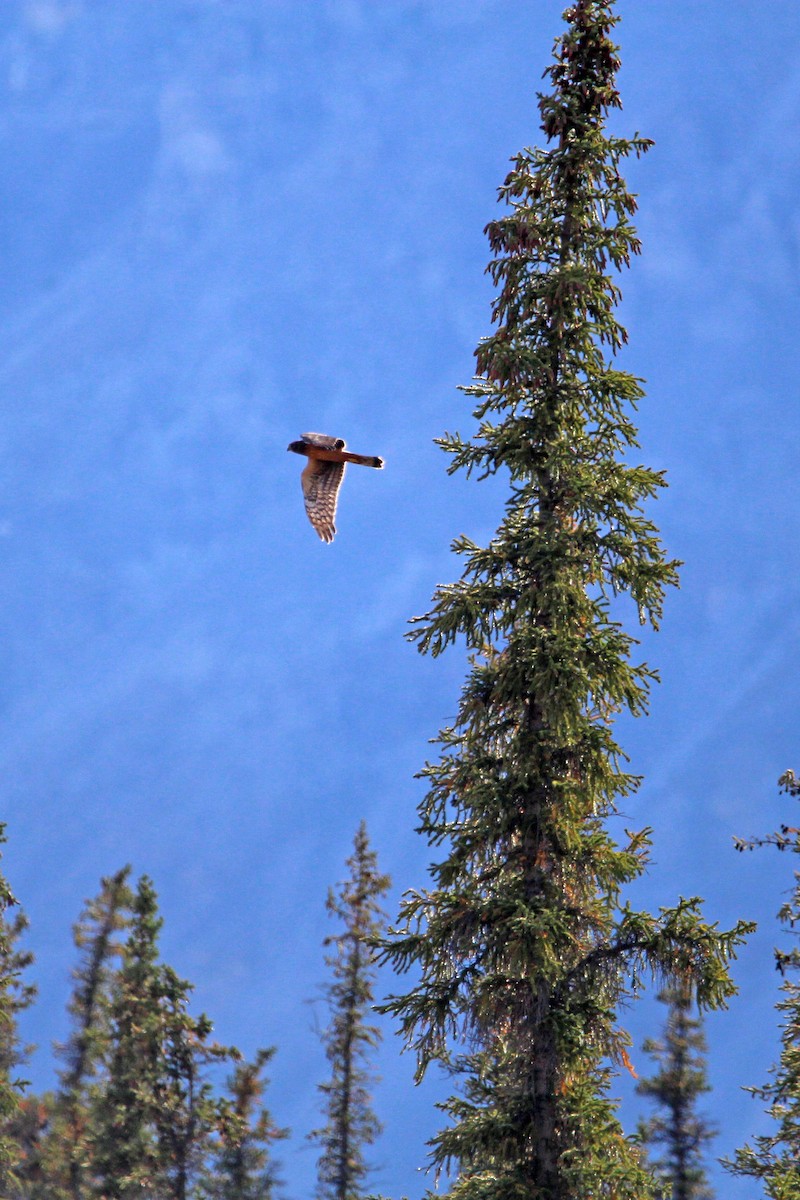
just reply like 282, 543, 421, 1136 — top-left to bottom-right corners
637, 983, 717, 1199
311, 821, 390, 1200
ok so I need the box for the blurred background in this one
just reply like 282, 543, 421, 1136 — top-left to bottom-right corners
0, 1, 798, 1195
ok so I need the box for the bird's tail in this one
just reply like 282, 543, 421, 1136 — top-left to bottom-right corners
342, 451, 383, 468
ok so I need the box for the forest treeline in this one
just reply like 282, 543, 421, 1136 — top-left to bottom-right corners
0, 819, 389, 1199
1, 1, 798, 1198
0, 854, 285, 1199
0, 784, 797, 1199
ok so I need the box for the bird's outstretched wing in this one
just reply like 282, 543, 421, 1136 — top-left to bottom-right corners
301, 456, 346, 543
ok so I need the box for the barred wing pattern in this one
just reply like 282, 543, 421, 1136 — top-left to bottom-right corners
288, 431, 383, 543
301, 454, 346, 543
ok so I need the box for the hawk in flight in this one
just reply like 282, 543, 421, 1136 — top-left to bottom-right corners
287, 432, 384, 543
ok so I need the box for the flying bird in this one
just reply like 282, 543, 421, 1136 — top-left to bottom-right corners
287, 432, 384, 543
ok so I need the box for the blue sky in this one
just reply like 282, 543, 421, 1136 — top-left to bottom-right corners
0, 1, 799, 1196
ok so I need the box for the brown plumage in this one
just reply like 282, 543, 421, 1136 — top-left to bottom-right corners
287, 432, 384, 543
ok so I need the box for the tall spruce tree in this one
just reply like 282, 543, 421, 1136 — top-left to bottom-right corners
636, 984, 716, 1200
379, 3, 752, 1197
310, 822, 391, 1200
723, 770, 800, 1198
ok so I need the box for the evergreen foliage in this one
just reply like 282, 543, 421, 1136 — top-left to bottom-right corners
311, 822, 391, 1200
151, 965, 236, 1200
0, 825, 36, 1190
0, 860, 286, 1199
90, 875, 168, 1197
201, 1048, 286, 1200
379, 3, 752, 1196
636, 983, 716, 1199
91, 875, 240, 1200
52, 866, 134, 1200
5, 1093, 52, 1199
723, 769, 800, 1198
